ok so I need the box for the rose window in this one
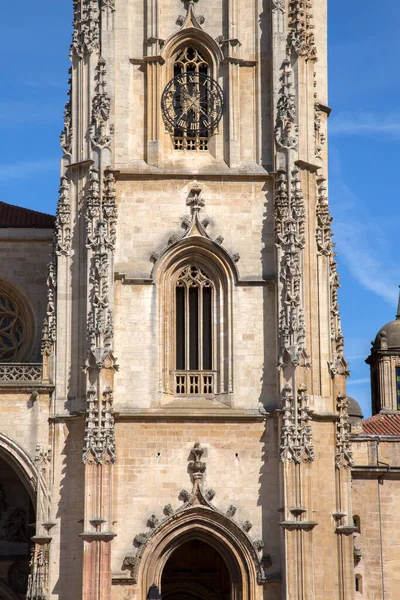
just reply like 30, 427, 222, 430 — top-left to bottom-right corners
0, 294, 25, 362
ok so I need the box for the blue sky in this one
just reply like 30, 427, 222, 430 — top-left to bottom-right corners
1, 1, 399, 417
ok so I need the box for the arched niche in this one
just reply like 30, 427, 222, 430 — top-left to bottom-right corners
138, 507, 260, 600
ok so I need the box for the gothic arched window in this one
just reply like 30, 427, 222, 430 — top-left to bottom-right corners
157, 247, 234, 400
175, 265, 213, 394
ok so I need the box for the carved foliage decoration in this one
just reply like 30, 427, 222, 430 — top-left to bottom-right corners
55, 175, 72, 257
315, 176, 332, 256
60, 68, 72, 156
83, 386, 116, 464
72, 0, 100, 57
314, 100, 325, 159
287, 0, 317, 60
280, 384, 314, 463
275, 59, 298, 150
122, 443, 269, 584
335, 393, 354, 469
41, 261, 57, 357
85, 167, 117, 369
315, 177, 347, 375
27, 543, 49, 600
275, 168, 306, 366
90, 58, 113, 150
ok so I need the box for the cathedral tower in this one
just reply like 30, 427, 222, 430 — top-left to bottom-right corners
0, 1, 358, 599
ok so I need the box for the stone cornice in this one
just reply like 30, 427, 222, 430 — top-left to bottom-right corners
80, 531, 117, 542
113, 168, 271, 180
280, 521, 318, 532
113, 408, 266, 421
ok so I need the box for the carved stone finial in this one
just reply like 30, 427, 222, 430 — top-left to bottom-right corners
82, 386, 116, 465
280, 384, 314, 463
335, 393, 354, 469
188, 442, 206, 476
186, 182, 205, 215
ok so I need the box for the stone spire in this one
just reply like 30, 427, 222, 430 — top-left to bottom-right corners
396, 285, 400, 319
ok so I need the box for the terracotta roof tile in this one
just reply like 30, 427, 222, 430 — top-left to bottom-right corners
0, 201, 55, 229
362, 413, 400, 435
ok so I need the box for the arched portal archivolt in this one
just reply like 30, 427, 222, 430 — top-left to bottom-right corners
0, 433, 38, 505
0, 581, 20, 600
137, 507, 260, 600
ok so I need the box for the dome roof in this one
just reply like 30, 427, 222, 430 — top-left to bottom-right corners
348, 396, 363, 419
372, 289, 400, 351
373, 320, 400, 350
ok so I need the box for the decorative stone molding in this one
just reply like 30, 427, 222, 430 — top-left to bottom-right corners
280, 384, 314, 463
85, 167, 117, 370
60, 68, 72, 156
150, 183, 240, 273
315, 175, 347, 376
287, 0, 317, 60
90, 58, 113, 150
275, 59, 298, 150
329, 254, 347, 376
272, 0, 285, 12
314, 100, 325, 159
41, 261, 57, 357
27, 537, 50, 600
82, 385, 116, 464
34, 444, 51, 471
335, 393, 354, 469
101, 0, 115, 12
315, 176, 332, 256
275, 168, 307, 367
72, 0, 100, 57
123, 443, 268, 583
0, 364, 42, 384
55, 175, 71, 257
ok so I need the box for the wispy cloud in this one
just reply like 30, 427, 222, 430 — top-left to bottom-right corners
0, 159, 58, 183
330, 112, 400, 139
347, 377, 370, 386
330, 149, 400, 307
18, 77, 66, 91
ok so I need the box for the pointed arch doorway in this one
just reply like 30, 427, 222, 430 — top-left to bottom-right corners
161, 538, 231, 600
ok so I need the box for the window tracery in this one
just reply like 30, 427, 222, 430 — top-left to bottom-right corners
157, 246, 233, 400
171, 46, 210, 151
0, 282, 32, 363
0, 295, 25, 362
175, 265, 214, 394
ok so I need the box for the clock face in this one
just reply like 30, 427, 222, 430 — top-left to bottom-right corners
161, 72, 224, 135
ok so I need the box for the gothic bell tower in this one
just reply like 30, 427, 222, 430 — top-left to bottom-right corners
45, 1, 356, 598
